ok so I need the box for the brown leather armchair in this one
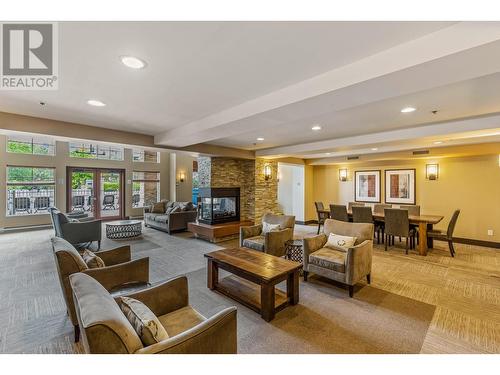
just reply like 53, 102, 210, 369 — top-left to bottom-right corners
51, 237, 150, 342
70, 273, 238, 354
240, 213, 295, 257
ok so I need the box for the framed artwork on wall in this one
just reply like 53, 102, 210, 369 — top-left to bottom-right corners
385, 169, 416, 205
354, 170, 381, 203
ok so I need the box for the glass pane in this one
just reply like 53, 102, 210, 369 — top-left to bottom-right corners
132, 181, 159, 208
133, 171, 159, 180
100, 171, 120, 218
144, 151, 159, 163
7, 135, 33, 154
7, 167, 54, 184
70, 170, 95, 217
132, 150, 144, 162
69, 143, 97, 158
6, 185, 55, 216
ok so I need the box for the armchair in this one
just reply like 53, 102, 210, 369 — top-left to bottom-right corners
51, 237, 150, 342
49, 207, 102, 249
302, 219, 374, 297
240, 213, 295, 257
70, 273, 238, 354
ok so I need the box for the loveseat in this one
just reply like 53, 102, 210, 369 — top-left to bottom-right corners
144, 200, 197, 234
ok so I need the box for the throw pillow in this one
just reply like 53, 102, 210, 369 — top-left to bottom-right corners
325, 233, 357, 252
81, 249, 105, 268
151, 201, 165, 214
262, 222, 281, 234
119, 297, 169, 346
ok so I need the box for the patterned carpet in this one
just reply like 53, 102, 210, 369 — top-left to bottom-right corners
0, 224, 498, 353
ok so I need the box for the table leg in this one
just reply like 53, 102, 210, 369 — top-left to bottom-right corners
287, 271, 299, 305
207, 259, 218, 290
261, 283, 275, 322
418, 222, 428, 256
427, 224, 434, 248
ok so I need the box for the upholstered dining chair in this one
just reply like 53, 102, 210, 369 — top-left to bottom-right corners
315, 202, 329, 234
399, 205, 421, 216
329, 204, 349, 222
352, 206, 380, 243
51, 237, 150, 342
384, 208, 416, 254
428, 209, 460, 257
348, 201, 365, 211
373, 204, 392, 244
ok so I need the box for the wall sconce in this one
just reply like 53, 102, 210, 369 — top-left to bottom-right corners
426, 164, 439, 180
178, 171, 186, 183
264, 164, 272, 181
339, 168, 348, 182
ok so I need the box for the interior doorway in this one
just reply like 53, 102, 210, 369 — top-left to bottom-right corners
277, 163, 305, 222
66, 167, 125, 220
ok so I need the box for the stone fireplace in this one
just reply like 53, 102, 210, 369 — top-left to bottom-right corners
198, 187, 240, 224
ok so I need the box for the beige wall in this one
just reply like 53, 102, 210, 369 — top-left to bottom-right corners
311, 154, 500, 242
0, 135, 172, 229
174, 153, 196, 202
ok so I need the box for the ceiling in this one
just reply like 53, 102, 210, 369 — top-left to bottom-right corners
2, 21, 500, 162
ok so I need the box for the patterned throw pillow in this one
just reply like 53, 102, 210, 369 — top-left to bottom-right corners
262, 222, 281, 234
81, 249, 105, 268
119, 297, 169, 346
325, 233, 357, 252
151, 201, 165, 213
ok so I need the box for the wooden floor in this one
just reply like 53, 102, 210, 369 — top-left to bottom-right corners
0, 224, 498, 353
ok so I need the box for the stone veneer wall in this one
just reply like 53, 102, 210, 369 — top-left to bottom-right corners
197, 156, 279, 223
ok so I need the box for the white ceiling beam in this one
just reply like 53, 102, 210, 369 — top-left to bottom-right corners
155, 22, 500, 147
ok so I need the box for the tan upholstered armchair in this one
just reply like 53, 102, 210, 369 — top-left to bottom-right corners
51, 237, 150, 342
302, 219, 374, 297
70, 273, 238, 354
240, 213, 295, 257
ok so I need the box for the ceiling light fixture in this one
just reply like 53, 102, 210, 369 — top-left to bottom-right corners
401, 107, 416, 113
433, 141, 443, 145
311, 125, 322, 131
325, 152, 331, 155
256, 137, 265, 141
87, 99, 106, 107
121, 56, 146, 69
371, 148, 378, 151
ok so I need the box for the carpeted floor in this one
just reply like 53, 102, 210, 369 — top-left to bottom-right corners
0, 223, 498, 353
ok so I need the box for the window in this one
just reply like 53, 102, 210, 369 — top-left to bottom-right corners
132, 171, 160, 208
6, 166, 56, 216
7, 135, 55, 156
69, 142, 123, 161
132, 149, 159, 163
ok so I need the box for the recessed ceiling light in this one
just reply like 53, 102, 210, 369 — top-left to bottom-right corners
434, 141, 443, 145
256, 137, 265, 141
371, 148, 378, 151
401, 107, 416, 113
325, 152, 331, 155
121, 56, 146, 69
312, 125, 322, 131
87, 99, 106, 107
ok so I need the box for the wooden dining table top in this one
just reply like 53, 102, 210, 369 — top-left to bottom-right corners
317, 209, 444, 225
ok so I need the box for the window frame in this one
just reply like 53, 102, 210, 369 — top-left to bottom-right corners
69, 142, 124, 161
6, 135, 56, 156
132, 171, 160, 208
132, 149, 160, 163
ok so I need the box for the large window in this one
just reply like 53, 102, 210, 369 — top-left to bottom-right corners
132, 171, 160, 208
6, 166, 56, 216
132, 149, 159, 163
7, 135, 55, 156
69, 142, 124, 161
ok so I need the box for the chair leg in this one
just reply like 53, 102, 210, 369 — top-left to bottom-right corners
385, 234, 388, 251
366, 273, 371, 284
405, 237, 409, 255
303, 271, 308, 281
97, 240, 101, 250
448, 240, 455, 257
348, 285, 354, 298
74, 325, 80, 343
317, 224, 320, 235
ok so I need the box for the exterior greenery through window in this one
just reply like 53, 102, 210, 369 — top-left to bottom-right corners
69, 142, 123, 160
6, 166, 56, 216
132, 171, 160, 208
132, 149, 159, 163
7, 135, 55, 156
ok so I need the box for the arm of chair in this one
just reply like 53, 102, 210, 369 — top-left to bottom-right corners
302, 234, 327, 270
82, 257, 149, 292
239, 224, 262, 246
135, 307, 237, 354
95, 245, 131, 266
264, 228, 293, 257
60, 220, 102, 244
345, 240, 373, 285
118, 276, 189, 317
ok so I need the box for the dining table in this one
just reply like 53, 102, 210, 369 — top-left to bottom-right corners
317, 209, 444, 256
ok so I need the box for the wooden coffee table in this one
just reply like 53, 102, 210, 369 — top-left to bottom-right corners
204, 247, 302, 322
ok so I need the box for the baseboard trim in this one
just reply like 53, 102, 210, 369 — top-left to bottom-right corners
0, 224, 52, 234
436, 237, 500, 249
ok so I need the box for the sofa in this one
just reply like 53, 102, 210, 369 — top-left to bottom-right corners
70, 272, 238, 354
49, 207, 102, 249
302, 219, 374, 297
144, 200, 197, 234
240, 213, 295, 257
51, 237, 150, 342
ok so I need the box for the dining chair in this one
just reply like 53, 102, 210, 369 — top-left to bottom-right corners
399, 205, 421, 216
373, 204, 392, 244
373, 204, 392, 214
428, 209, 460, 257
348, 202, 365, 211
384, 208, 416, 254
352, 206, 380, 243
315, 201, 329, 234
329, 204, 349, 222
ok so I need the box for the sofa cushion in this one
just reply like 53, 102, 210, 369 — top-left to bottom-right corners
165, 206, 180, 215
119, 296, 169, 346
325, 233, 357, 252
309, 248, 346, 273
82, 249, 105, 268
151, 202, 165, 214
157, 306, 205, 337
178, 201, 195, 211
153, 215, 169, 224
242, 235, 265, 251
